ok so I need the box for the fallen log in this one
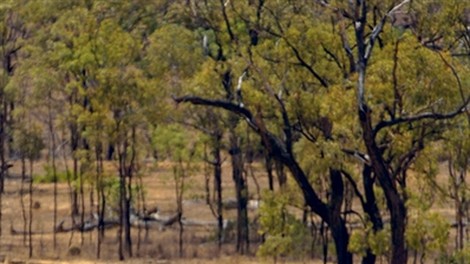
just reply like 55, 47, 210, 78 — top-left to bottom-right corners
12, 210, 233, 235
222, 199, 261, 210
142, 211, 179, 226
54, 219, 119, 233
49, 211, 180, 233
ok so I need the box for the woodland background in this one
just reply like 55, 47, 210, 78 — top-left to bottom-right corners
0, 0, 468, 263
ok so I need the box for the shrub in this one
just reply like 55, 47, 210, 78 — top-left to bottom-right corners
257, 190, 312, 261
33, 166, 70, 183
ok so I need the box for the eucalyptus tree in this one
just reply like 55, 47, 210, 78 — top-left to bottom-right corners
81, 14, 159, 259
10, 100, 44, 257
0, 0, 27, 241
13, 0, 163, 258
2, 0, 467, 263
175, 106, 227, 249
144, 20, 236, 251
170, 1, 257, 252
0, 0, 24, 187
8, 56, 66, 252
152, 124, 201, 257
175, 0, 353, 260
15, 124, 43, 258
175, 1, 470, 263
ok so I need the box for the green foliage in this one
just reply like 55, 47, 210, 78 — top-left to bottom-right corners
33, 167, 70, 184
152, 124, 203, 162
102, 175, 144, 213
257, 190, 312, 260
438, 246, 470, 264
368, 227, 391, 257
12, 123, 44, 161
348, 223, 391, 257
406, 210, 450, 258
146, 24, 204, 79
2, 0, 470, 261
348, 229, 368, 256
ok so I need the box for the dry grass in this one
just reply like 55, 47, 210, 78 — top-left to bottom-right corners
0, 160, 281, 263
0, 159, 457, 263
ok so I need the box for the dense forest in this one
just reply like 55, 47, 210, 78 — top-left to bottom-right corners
0, 0, 469, 263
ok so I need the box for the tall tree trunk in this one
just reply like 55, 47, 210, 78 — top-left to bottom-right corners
204, 146, 211, 205
176, 165, 184, 258
174, 159, 187, 258
0, 95, 6, 237
118, 161, 125, 260
20, 157, 26, 245
264, 152, 274, 191
70, 124, 79, 216
136, 173, 147, 256
28, 159, 34, 258
80, 136, 91, 245
95, 144, 104, 259
125, 128, 138, 257
62, 128, 76, 247
359, 106, 407, 264
449, 158, 467, 251
79, 161, 85, 245
213, 134, 224, 249
106, 144, 114, 161
178, 211, 184, 257
274, 160, 286, 188
328, 169, 350, 264
229, 129, 249, 254
280, 154, 352, 264
47, 101, 58, 250
0, 95, 5, 194
361, 165, 383, 264
117, 138, 124, 259
118, 137, 132, 259
125, 172, 133, 258
353, 1, 409, 262
320, 221, 328, 264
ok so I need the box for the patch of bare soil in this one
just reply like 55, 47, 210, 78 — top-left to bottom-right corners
0, 161, 268, 263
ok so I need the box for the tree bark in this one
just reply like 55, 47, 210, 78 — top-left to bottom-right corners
276, 146, 352, 263
47, 100, 58, 250
0, 93, 5, 237
353, 2, 409, 261
213, 134, 224, 249
20, 157, 27, 245
70, 123, 80, 216
264, 152, 274, 191
28, 160, 34, 258
118, 138, 132, 259
359, 106, 407, 264
117, 138, 131, 259
96, 144, 105, 259
229, 127, 249, 254
361, 165, 382, 264
274, 160, 286, 189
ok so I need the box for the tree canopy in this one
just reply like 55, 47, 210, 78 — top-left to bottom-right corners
0, 0, 468, 263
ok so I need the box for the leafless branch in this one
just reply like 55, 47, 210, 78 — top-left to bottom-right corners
364, 0, 410, 62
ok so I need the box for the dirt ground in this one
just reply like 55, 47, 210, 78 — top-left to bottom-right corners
0, 159, 455, 264
0, 160, 283, 264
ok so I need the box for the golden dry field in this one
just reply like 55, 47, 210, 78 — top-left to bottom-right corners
0, 160, 325, 264
0, 159, 456, 264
